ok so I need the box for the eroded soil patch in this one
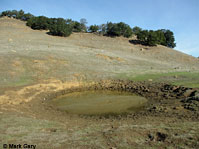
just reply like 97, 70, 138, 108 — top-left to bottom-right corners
1, 79, 199, 117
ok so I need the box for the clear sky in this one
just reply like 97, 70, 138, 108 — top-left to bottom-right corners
0, 0, 198, 57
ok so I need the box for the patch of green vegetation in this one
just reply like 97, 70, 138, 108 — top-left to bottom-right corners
117, 71, 199, 88
0, 76, 33, 87
10, 76, 34, 86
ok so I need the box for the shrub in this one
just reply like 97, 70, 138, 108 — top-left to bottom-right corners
72, 21, 82, 32
162, 29, 176, 48
48, 18, 72, 37
98, 24, 107, 35
0, 10, 14, 17
89, 25, 99, 32
0, 9, 34, 21
136, 29, 176, 47
16, 10, 25, 20
26, 16, 50, 30
65, 19, 87, 32
106, 22, 133, 38
146, 30, 158, 46
155, 30, 166, 45
21, 13, 34, 21
137, 30, 149, 42
132, 26, 142, 35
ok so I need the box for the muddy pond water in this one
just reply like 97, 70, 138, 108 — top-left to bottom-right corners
51, 90, 148, 115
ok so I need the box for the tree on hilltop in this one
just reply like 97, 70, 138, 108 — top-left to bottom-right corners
26, 16, 50, 30
89, 25, 99, 33
72, 21, 82, 32
155, 30, 166, 45
80, 18, 87, 32
16, 10, 25, 19
106, 22, 133, 38
98, 24, 107, 35
132, 26, 142, 35
136, 29, 176, 47
49, 18, 72, 37
137, 30, 148, 42
0, 9, 34, 21
0, 9, 177, 44
146, 30, 158, 46
162, 29, 176, 48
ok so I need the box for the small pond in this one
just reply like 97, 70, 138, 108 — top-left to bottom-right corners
51, 90, 148, 115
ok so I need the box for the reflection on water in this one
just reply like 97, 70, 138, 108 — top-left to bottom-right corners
51, 90, 147, 115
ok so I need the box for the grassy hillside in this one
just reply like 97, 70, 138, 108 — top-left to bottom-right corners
0, 17, 199, 89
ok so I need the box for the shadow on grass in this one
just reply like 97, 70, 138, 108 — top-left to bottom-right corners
129, 40, 156, 47
129, 39, 147, 46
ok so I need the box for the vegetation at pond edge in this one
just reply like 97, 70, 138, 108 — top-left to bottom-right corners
0, 9, 176, 47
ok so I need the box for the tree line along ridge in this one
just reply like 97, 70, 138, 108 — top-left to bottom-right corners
0, 10, 176, 48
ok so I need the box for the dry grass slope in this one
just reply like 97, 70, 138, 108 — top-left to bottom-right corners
0, 17, 199, 88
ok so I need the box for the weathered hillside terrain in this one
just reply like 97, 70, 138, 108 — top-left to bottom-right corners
0, 17, 199, 88
0, 17, 199, 149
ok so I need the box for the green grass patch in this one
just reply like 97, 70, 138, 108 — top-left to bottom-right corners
11, 76, 34, 86
116, 71, 199, 88
0, 75, 34, 87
